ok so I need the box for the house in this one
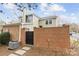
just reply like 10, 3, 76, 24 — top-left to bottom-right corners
2, 8, 70, 49
21, 8, 61, 31
69, 23, 79, 33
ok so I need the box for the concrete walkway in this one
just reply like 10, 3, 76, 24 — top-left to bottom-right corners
8, 47, 31, 56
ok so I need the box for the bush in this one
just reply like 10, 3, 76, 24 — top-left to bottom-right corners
0, 32, 11, 45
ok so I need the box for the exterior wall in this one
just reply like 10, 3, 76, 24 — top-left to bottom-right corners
56, 16, 62, 27
22, 23, 33, 31
20, 28, 26, 46
33, 15, 39, 28
39, 16, 61, 27
39, 19, 56, 27
22, 14, 39, 31
34, 25, 70, 49
22, 8, 33, 31
22, 9, 26, 23
22, 8, 33, 23
3, 25, 20, 41
3, 24, 26, 46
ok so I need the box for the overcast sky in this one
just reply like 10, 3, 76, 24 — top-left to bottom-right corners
0, 3, 79, 24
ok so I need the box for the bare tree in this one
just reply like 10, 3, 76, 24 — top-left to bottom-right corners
0, 3, 39, 23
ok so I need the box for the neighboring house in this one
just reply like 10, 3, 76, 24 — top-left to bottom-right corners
69, 23, 79, 33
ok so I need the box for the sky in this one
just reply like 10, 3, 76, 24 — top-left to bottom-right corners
0, 3, 79, 24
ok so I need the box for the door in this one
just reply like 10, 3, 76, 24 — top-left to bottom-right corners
26, 31, 33, 45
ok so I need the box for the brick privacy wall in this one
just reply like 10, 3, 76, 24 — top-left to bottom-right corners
3, 25, 19, 41
34, 25, 70, 49
20, 28, 26, 46
3, 25, 26, 46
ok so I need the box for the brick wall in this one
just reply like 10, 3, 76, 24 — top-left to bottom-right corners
20, 28, 26, 46
3, 24, 26, 47
3, 25, 19, 41
34, 25, 70, 49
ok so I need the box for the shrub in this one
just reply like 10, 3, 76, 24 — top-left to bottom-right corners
0, 32, 11, 45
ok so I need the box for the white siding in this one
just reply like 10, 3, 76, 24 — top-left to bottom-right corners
39, 19, 57, 27
22, 23, 33, 31
22, 8, 62, 31
56, 17, 63, 27
22, 9, 33, 23
22, 9, 26, 23
33, 15, 39, 28
22, 15, 39, 31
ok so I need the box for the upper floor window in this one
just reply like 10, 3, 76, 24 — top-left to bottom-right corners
26, 16, 28, 22
45, 20, 52, 25
49, 20, 52, 24
46, 20, 48, 24
26, 15, 33, 22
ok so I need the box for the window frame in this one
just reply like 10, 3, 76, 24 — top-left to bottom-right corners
46, 20, 48, 25
45, 20, 52, 25
49, 20, 52, 24
25, 15, 33, 23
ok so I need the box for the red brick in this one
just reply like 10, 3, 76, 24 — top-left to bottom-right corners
34, 26, 70, 49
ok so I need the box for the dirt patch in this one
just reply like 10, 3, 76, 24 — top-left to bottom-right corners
24, 47, 70, 56
0, 45, 21, 56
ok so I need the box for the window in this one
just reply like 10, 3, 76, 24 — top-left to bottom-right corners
46, 20, 48, 24
26, 15, 33, 22
49, 20, 52, 24
26, 16, 28, 22
45, 20, 52, 25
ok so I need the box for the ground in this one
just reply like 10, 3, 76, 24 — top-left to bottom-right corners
0, 45, 15, 56
24, 47, 70, 56
0, 45, 22, 56
0, 45, 78, 56
0, 45, 70, 56
0, 35, 79, 56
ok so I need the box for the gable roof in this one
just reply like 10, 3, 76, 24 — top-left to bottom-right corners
39, 16, 58, 21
